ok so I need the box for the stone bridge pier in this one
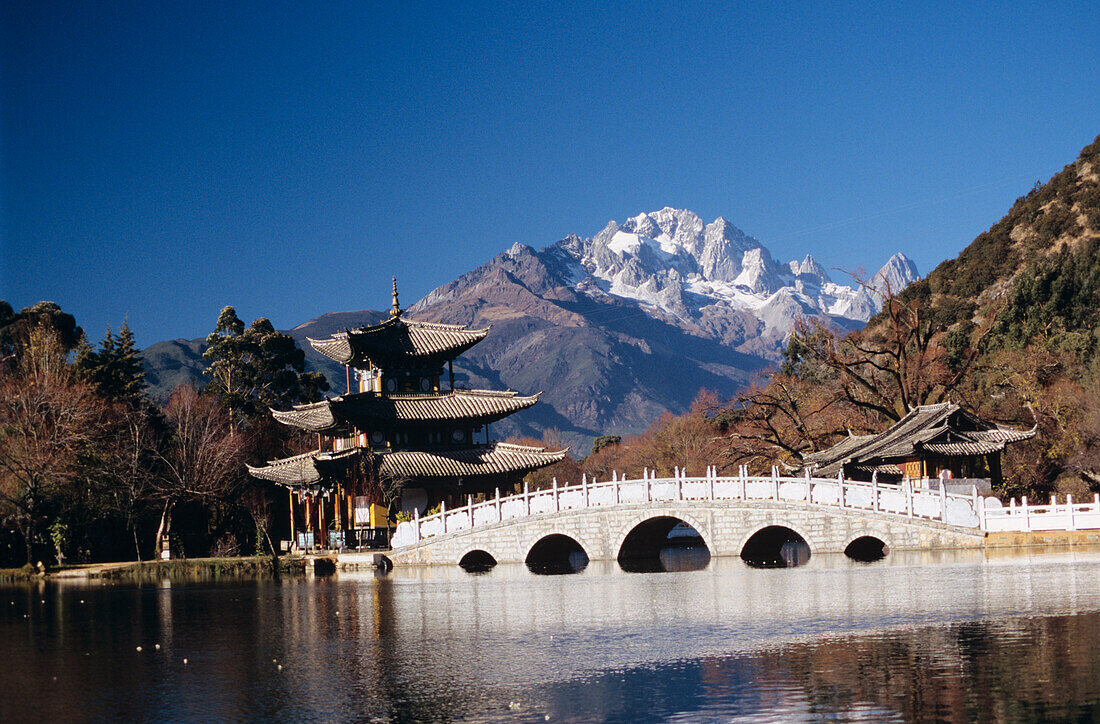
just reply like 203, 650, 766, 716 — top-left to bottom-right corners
387, 499, 985, 567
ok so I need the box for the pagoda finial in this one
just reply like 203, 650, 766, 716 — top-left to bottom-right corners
390, 276, 402, 318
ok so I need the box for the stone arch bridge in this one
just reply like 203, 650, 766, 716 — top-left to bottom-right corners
387, 468, 988, 567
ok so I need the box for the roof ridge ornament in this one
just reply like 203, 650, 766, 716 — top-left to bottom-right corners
390, 276, 402, 318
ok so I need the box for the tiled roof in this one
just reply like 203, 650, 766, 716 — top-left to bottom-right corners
246, 442, 566, 489
804, 402, 1035, 475
308, 316, 489, 369
246, 448, 360, 489
378, 442, 567, 480
271, 389, 540, 432
802, 433, 875, 467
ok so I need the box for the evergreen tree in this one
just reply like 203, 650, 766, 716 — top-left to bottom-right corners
75, 323, 148, 405
202, 306, 328, 420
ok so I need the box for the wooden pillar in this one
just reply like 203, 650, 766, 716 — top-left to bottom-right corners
288, 489, 297, 545
347, 494, 354, 530
318, 498, 325, 547
334, 482, 343, 531
304, 496, 313, 546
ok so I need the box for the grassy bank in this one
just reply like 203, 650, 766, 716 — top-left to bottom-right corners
0, 556, 309, 583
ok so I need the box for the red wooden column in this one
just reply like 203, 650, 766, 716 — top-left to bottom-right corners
304, 496, 313, 548
288, 490, 297, 547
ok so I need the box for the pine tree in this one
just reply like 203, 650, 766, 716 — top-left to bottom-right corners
74, 322, 147, 405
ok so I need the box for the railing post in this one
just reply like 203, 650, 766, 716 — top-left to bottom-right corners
582, 474, 589, 508
645, 473, 651, 502
614, 476, 620, 505
495, 487, 501, 522
978, 495, 986, 531
838, 472, 845, 508
805, 469, 812, 503
1022, 495, 1030, 532
871, 475, 879, 511
772, 466, 779, 500
1068, 493, 1076, 531
677, 467, 683, 501
905, 477, 913, 518
413, 506, 421, 542
709, 465, 716, 500
440, 500, 447, 534
738, 465, 746, 499
553, 479, 559, 512
524, 480, 530, 516
939, 481, 948, 522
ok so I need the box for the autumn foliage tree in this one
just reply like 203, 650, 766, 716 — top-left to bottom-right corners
0, 327, 109, 564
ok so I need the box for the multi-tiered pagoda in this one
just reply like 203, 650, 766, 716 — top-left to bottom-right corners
248, 280, 565, 548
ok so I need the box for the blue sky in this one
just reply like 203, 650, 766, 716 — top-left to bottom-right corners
2, 1, 1098, 346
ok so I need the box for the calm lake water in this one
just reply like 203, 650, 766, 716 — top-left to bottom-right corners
3, 548, 1100, 723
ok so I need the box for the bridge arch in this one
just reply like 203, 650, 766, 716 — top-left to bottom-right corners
524, 531, 593, 574
458, 548, 498, 572
738, 521, 815, 567
611, 511, 713, 560
737, 520, 816, 556
843, 534, 890, 562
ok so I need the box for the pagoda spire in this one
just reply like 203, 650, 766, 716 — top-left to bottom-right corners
390, 276, 402, 318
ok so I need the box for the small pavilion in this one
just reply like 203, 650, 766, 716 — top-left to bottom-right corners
801, 402, 1035, 487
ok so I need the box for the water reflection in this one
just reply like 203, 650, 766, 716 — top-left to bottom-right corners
619, 544, 711, 573
2, 548, 1100, 722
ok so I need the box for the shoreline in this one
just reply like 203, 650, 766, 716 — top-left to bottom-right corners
5, 538, 1100, 583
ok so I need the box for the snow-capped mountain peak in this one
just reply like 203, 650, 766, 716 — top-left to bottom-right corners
547, 208, 919, 352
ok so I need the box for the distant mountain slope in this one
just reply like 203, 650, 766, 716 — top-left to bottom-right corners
144, 208, 917, 450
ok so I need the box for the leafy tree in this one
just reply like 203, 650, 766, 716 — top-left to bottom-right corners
202, 306, 328, 420
590, 435, 621, 456
0, 300, 84, 359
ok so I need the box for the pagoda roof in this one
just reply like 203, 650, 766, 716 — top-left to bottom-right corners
803, 402, 1036, 476
246, 448, 360, 490
271, 389, 541, 433
377, 442, 567, 480
246, 442, 566, 489
307, 316, 489, 369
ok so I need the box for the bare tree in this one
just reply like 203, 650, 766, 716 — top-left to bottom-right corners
151, 385, 246, 558
0, 328, 108, 564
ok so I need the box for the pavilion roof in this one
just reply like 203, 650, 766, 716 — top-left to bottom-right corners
271, 389, 541, 433
377, 442, 567, 480
803, 402, 1036, 476
246, 448, 360, 490
307, 316, 489, 369
245, 442, 566, 489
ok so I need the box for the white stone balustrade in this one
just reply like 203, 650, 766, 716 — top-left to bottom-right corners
392, 466, 1061, 548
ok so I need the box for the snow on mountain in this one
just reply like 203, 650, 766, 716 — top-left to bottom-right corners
547, 208, 919, 343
